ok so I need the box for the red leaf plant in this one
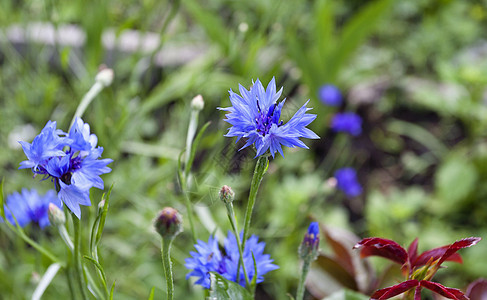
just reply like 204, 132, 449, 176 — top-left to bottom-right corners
353, 237, 481, 300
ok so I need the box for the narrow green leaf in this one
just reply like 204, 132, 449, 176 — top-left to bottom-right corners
83, 256, 108, 293
83, 265, 105, 299
110, 282, 116, 300
95, 184, 113, 246
328, 0, 392, 80
209, 273, 253, 300
147, 287, 155, 300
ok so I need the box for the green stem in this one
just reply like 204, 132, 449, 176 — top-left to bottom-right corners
70, 82, 104, 130
72, 216, 88, 300
66, 265, 77, 300
161, 237, 175, 300
58, 225, 74, 252
242, 156, 268, 247
224, 202, 251, 290
181, 179, 197, 244
296, 258, 311, 300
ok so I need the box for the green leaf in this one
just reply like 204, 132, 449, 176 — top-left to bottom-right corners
147, 287, 155, 300
209, 273, 253, 300
327, 0, 392, 80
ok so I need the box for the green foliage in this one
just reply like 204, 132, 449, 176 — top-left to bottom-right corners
208, 273, 253, 300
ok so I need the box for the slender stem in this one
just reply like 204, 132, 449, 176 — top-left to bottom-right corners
70, 82, 104, 130
242, 156, 268, 247
161, 237, 175, 300
180, 108, 200, 244
181, 179, 197, 244
66, 265, 77, 300
296, 258, 311, 300
58, 225, 74, 252
72, 216, 88, 300
224, 202, 251, 289
5, 222, 60, 263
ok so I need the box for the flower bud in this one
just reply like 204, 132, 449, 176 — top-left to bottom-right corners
219, 185, 235, 204
191, 94, 204, 111
154, 207, 183, 239
298, 222, 320, 261
95, 66, 114, 87
48, 203, 65, 226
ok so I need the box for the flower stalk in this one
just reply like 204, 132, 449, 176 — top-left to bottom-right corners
220, 186, 251, 290
242, 155, 268, 247
72, 214, 88, 300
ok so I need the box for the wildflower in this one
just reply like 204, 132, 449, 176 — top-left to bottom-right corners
318, 84, 342, 106
330, 112, 362, 136
2, 189, 61, 228
219, 78, 319, 158
299, 222, 320, 260
334, 168, 362, 197
353, 237, 481, 300
154, 207, 183, 239
185, 231, 278, 289
19, 118, 113, 218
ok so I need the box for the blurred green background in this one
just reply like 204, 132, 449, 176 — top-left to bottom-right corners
1, 0, 487, 299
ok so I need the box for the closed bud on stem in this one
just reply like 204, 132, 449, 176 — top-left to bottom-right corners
98, 199, 106, 210
95, 65, 114, 87
191, 94, 204, 111
48, 203, 65, 226
155, 207, 183, 239
299, 222, 320, 261
219, 185, 235, 204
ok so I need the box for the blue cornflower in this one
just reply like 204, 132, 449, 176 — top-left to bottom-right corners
19, 118, 112, 218
330, 112, 362, 136
185, 232, 278, 289
222, 232, 279, 287
1, 189, 61, 229
219, 78, 319, 158
334, 168, 362, 197
318, 84, 342, 106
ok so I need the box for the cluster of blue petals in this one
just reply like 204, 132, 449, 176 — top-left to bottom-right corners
19, 118, 113, 218
330, 112, 362, 136
185, 231, 279, 289
318, 84, 342, 107
334, 167, 362, 197
1, 189, 61, 228
304, 222, 320, 247
219, 78, 319, 158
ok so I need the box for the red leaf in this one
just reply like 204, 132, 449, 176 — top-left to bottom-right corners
408, 238, 419, 265
421, 281, 468, 300
413, 246, 462, 268
466, 278, 487, 300
354, 237, 408, 265
438, 237, 481, 265
371, 280, 419, 300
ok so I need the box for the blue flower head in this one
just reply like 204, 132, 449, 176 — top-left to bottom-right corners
1, 189, 61, 229
299, 222, 320, 260
330, 112, 362, 136
219, 78, 319, 158
19, 118, 113, 218
334, 167, 362, 197
318, 84, 342, 106
185, 232, 278, 289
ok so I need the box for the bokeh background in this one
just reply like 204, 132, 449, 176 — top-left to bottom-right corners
1, 0, 487, 299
